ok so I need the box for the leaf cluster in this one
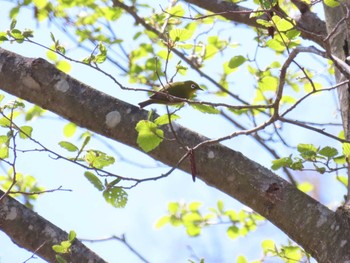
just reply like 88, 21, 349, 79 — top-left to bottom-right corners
156, 200, 265, 238
272, 143, 344, 176
52, 230, 77, 263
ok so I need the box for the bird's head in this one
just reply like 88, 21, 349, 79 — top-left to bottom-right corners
185, 80, 203, 92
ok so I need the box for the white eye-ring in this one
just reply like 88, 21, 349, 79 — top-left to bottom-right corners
191, 84, 197, 89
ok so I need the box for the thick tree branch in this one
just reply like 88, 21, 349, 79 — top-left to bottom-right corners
323, 1, 350, 207
1, 47, 350, 262
182, 0, 327, 47
0, 190, 107, 262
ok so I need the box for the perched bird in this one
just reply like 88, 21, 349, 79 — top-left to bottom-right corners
138, 80, 202, 108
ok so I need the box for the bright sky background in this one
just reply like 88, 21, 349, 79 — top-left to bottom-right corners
0, 1, 344, 263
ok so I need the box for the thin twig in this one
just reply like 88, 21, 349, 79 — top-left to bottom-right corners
80, 234, 149, 263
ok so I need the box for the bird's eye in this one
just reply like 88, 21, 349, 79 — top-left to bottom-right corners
191, 84, 197, 89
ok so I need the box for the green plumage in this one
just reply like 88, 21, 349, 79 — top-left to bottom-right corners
138, 80, 202, 108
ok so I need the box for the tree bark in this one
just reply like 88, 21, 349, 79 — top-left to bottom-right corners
0, 190, 107, 262
1, 47, 350, 262
323, 1, 350, 207
183, 0, 327, 47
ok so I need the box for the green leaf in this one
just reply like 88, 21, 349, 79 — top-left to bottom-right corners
10, 19, 17, 30
223, 61, 238, 75
168, 202, 179, 213
304, 82, 322, 92
186, 224, 201, 236
343, 143, 350, 157
227, 225, 239, 239
188, 201, 201, 211
183, 212, 202, 225
0, 117, 12, 128
314, 165, 326, 174
319, 146, 338, 158
106, 178, 121, 188
281, 95, 296, 104
169, 28, 193, 42
155, 216, 170, 228
271, 156, 292, 170
56, 60, 71, 73
191, 104, 220, 114
50, 32, 56, 42
297, 182, 314, 193
95, 42, 107, 63
290, 159, 303, 170
52, 245, 67, 254
272, 15, 294, 31
259, 0, 278, 9
9, 7, 20, 19
262, 239, 275, 254
84, 172, 104, 191
63, 122, 77, 138
135, 120, 164, 152
236, 255, 248, 263
225, 210, 238, 221
59, 141, 79, 152
68, 231, 76, 242
228, 55, 246, 69
60, 240, 71, 250
266, 38, 285, 52
0, 135, 9, 159
167, 4, 185, 17
19, 126, 33, 139
34, 0, 48, 9
154, 114, 180, 126
55, 255, 67, 263
25, 105, 45, 121
337, 175, 348, 187
282, 245, 303, 261
334, 155, 346, 164
217, 200, 224, 213
256, 19, 272, 27
85, 150, 115, 169
286, 29, 300, 40
22, 29, 34, 38
270, 61, 281, 68
324, 0, 340, 7
0, 32, 8, 43
297, 143, 317, 160
169, 215, 182, 227
103, 187, 128, 208
81, 135, 91, 149
258, 76, 278, 92
10, 29, 24, 42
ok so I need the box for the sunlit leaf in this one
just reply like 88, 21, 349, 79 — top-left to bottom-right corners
84, 171, 104, 191
169, 28, 193, 42
135, 120, 163, 152
103, 187, 128, 208
63, 122, 77, 138
19, 126, 33, 139
59, 141, 79, 152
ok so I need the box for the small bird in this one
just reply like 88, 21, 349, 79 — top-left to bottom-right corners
138, 80, 202, 108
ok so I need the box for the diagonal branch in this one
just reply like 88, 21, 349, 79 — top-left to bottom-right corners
0, 190, 107, 262
182, 0, 327, 47
1, 47, 350, 262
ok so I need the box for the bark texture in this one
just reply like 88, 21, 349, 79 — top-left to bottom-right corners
323, 1, 350, 208
0, 190, 107, 262
324, 2, 350, 139
183, 0, 327, 47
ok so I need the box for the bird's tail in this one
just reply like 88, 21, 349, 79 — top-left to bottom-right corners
138, 99, 153, 108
